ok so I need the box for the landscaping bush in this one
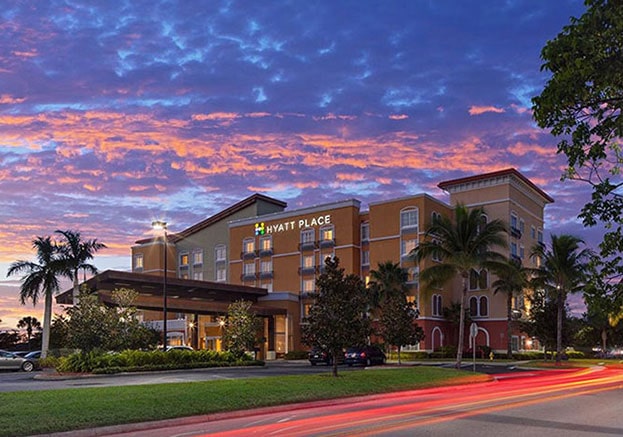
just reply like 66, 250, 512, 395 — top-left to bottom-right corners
430, 345, 457, 359
55, 349, 262, 373
284, 350, 309, 360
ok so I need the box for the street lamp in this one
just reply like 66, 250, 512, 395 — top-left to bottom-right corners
152, 220, 168, 348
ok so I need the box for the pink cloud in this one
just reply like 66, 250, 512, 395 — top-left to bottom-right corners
468, 106, 506, 115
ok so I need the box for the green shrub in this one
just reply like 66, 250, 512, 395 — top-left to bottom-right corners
430, 345, 457, 359
284, 350, 309, 360
54, 349, 260, 373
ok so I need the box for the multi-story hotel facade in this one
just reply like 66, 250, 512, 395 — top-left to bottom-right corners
59, 168, 552, 359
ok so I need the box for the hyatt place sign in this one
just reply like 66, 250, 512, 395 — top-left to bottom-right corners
255, 214, 331, 235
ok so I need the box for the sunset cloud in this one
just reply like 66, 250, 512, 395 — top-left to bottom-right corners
468, 106, 506, 115
0, 0, 590, 324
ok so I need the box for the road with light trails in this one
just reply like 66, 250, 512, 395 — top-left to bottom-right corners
103, 366, 623, 437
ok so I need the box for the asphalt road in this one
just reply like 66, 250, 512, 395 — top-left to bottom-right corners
99, 366, 623, 437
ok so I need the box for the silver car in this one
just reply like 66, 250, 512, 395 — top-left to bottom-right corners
0, 349, 36, 372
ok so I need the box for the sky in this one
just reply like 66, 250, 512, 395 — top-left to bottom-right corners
0, 0, 593, 330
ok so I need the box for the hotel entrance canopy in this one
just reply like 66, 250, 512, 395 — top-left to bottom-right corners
55, 270, 287, 316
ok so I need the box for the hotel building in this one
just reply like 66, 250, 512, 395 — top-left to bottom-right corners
59, 168, 552, 358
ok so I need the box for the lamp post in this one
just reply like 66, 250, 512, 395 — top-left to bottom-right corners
152, 220, 168, 348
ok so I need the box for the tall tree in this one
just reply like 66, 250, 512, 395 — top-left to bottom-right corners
412, 204, 507, 368
369, 261, 410, 308
532, 0, 623, 285
302, 257, 371, 377
491, 258, 530, 359
521, 289, 570, 358
221, 300, 261, 359
55, 230, 106, 303
7, 236, 65, 358
370, 262, 423, 364
17, 316, 42, 350
531, 234, 590, 364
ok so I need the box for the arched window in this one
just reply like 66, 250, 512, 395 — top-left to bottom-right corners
400, 207, 418, 230
469, 269, 488, 290
469, 296, 478, 317
479, 296, 488, 317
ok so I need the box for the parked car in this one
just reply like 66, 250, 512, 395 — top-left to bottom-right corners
24, 350, 42, 360
308, 348, 344, 366
165, 345, 194, 352
344, 346, 386, 366
0, 349, 36, 372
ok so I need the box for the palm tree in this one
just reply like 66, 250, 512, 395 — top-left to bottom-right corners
369, 261, 409, 309
55, 230, 106, 303
7, 236, 65, 359
17, 316, 42, 350
531, 234, 590, 364
492, 258, 530, 359
412, 204, 507, 368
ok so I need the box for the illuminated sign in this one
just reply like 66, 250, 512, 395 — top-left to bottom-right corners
255, 214, 331, 234
255, 222, 266, 236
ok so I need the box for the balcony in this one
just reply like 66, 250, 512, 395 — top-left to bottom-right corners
259, 270, 274, 279
299, 241, 317, 251
319, 238, 335, 249
511, 254, 522, 263
259, 248, 274, 257
241, 250, 258, 260
510, 227, 522, 239
240, 272, 258, 281
298, 266, 317, 275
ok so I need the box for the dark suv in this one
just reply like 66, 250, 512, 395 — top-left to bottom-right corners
308, 348, 344, 366
344, 346, 386, 366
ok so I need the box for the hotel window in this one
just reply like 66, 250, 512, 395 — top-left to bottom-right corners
431, 239, 442, 262
193, 271, 203, 281
361, 223, 370, 241
511, 242, 518, 259
320, 225, 334, 241
469, 269, 488, 290
432, 294, 442, 316
133, 254, 144, 271
192, 250, 203, 266
303, 254, 314, 269
243, 238, 255, 255
531, 226, 536, 240
243, 263, 255, 277
431, 211, 442, 225
477, 214, 488, 234
262, 282, 273, 293
362, 250, 370, 266
401, 238, 417, 258
520, 245, 525, 260
260, 235, 272, 252
470, 296, 488, 318
180, 272, 189, 279
400, 208, 418, 230
215, 245, 226, 262
303, 279, 315, 294
537, 228, 544, 244
301, 228, 315, 244
216, 266, 227, 282
407, 267, 418, 283
179, 253, 189, 266
510, 213, 518, 230
519, 218, 525, 234
261, 260, 272, 273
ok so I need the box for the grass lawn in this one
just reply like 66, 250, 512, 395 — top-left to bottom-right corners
525, 358, 623, 369
1, 366, 489, 436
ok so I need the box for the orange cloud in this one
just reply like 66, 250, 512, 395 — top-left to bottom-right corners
389, 114, 408, 120
468, 106, 506, 115
0, 95, 25, 104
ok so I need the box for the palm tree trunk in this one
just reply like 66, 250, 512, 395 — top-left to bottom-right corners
556, 290, 563, 365
456, 277, 467, 368
72, 271, 80, 305
41, 288, 53, 359
506, 291, 513, 359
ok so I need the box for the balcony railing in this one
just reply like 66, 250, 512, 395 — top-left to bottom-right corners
319, 238, 335, 249
510, 227, 522, 239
